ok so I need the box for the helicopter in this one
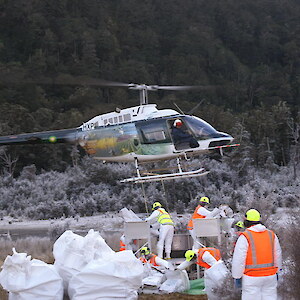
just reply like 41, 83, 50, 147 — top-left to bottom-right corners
0, 79, 239, 183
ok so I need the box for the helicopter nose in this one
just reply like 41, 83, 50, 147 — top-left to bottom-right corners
208, 132, 234, 148
217, 132, 233, 140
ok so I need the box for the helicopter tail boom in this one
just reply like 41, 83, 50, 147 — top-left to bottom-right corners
0, 128, 79, 146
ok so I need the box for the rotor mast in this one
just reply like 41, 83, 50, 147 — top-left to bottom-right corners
128, 84, 158, 106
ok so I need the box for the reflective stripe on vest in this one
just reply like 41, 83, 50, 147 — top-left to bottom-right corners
157, 208, 174, 226
187, 205, 205, 230
242, 229, 278, 277
119, 240, 126, 251
196, 247, 221, 269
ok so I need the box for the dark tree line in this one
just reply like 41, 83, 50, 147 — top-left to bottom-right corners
0, 0, 299, 173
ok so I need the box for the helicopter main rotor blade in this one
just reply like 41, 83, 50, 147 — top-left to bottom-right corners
154, 85, 218, 91
0, 72, 130, 88
38, 75, 130, 87
53, 76, 130, 87
0, 70, 220, 91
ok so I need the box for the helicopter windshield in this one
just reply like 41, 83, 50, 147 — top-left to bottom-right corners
183, 116, 221, 139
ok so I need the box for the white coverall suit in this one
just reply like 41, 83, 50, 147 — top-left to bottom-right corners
189, 206, 221, 250
232, 224, 282, 300
177, 250, 224, 300
145, 208, 174, 259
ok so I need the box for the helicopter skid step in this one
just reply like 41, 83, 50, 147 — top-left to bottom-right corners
121, 168, 209, 184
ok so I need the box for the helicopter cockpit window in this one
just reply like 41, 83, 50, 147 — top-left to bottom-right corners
184, 116, 220, 139
137, 119, 171, 144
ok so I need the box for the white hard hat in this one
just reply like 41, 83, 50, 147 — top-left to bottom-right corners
173, 119, 183, 127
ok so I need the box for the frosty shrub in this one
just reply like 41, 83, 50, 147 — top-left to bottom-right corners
280, 213, 300, 299
48, 220, 71, 241
0, 154, 299, 220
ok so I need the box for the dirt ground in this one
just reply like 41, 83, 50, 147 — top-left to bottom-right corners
0, 291, 207, 300
139, 294, 207, 299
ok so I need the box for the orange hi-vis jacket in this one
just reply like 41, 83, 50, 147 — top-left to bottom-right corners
196, 247, 221, 269
140, 254, 159, 266
242, 229, 278, 277
187, 205, 205, 230
119, 240, 126, 251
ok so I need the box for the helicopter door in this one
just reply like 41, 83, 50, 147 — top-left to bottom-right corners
168, 118, 199, 150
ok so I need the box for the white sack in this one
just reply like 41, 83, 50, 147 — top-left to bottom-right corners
0, 248, 63, 300
120, 208, 142, 222
142, 273, 164, 288
68, 250, 143, 300
159, 270, 190, 294
220, 218, 235, 233
53, 229, 114, 291
205, 260, 229, 287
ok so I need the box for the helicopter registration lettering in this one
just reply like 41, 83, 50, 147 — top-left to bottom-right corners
82, 122, 95, 131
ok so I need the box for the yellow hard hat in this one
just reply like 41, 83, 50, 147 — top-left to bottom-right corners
152, 202, 162, 210
185, 250, 196, 261
141, 247, 150, 255
235, 221, 244, 228
245, 209, 261, 222
199, 196, 210, 204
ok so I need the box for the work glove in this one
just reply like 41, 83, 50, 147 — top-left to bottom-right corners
234, 278, 242, 289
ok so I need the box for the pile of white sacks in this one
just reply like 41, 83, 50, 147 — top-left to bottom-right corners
0, 229, 144, 300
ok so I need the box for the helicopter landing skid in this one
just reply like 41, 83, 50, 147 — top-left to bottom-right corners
120, 157, 209, 184
120, 168, 209, 183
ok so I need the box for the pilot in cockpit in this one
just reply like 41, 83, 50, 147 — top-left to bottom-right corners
171, 119, 199, 150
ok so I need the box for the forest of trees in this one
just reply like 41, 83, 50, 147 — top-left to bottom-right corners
0, 0, 299, 218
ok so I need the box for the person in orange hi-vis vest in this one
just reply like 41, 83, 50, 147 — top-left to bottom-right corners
187, 196, 221, 249
119, 235, 126, 251
177, 247, 227, 300
119, 234, 138, 252
139, 247, 173, 270
232, 209, 282, 300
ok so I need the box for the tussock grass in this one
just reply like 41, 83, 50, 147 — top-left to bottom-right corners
0, 288, 7, 300
277, 214, 300, 300
0, 236, 54, 265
